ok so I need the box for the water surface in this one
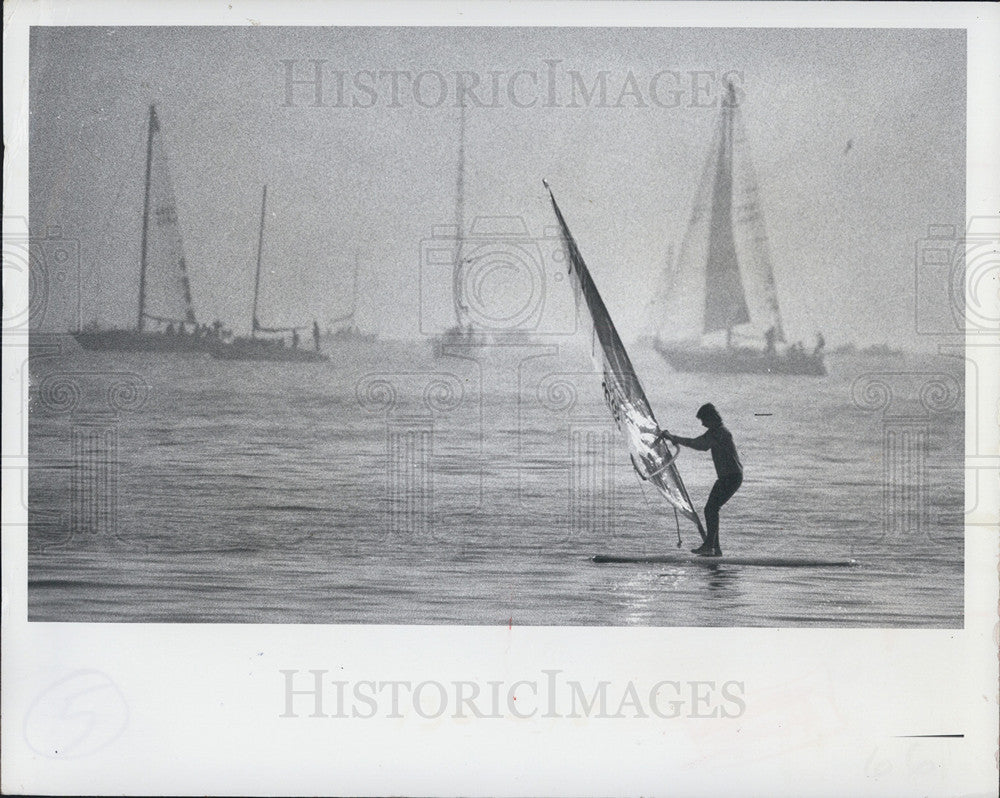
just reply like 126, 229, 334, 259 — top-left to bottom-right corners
28, 340, 964, 626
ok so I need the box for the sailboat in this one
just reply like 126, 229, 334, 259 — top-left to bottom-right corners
432, 99, 477, 357
325, 253, 376, 344
545, 181, 856, 568
211, 186, 328, 363
653, 82, 826, 376
73, 105, 220, 353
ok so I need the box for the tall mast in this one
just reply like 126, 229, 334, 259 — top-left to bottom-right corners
252, 185, 267, 338
452, 99, 467, 328
136, 104, 156, 331
722, 82, 735, 343
350, 250, 361, 327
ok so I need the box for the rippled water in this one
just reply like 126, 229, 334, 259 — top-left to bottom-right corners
27, 339, 963, 626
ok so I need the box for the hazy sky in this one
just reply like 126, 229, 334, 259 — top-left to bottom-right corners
30, 27, 965, 346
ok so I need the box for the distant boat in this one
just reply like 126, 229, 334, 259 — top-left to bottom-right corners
324, 253, 376, 344
432, 98, 481, 356
210, 185, 328, 363
73, 105, 222, 353
654, 83, 825, 377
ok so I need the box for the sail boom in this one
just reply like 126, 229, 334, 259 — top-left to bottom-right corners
253, 321, 305, 334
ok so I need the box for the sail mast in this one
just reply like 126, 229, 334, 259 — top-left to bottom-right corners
724, 80, 737, 346
252, 184, 267, 339
351, 250, 361, 327
136, 104, 157, 332
452, 99, 467, 328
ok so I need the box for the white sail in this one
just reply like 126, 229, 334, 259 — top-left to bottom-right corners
731, 109, 786, 342
659, 109, 721, 342
659, 82, 784, 343
544, 181, 704, 535
140, 106, 196, 326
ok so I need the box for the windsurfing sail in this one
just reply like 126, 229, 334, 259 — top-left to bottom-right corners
138, 105, 198, 329
543, 180, 705, 538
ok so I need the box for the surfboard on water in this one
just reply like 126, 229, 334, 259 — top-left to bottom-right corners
592, 553, 858, 568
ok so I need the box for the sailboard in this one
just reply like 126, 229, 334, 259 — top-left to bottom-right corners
542, 180, 706, 543
592, 553, 858, 568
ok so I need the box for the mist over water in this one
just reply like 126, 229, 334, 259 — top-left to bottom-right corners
28, 341, 963, 626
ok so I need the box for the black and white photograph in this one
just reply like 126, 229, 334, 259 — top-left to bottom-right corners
3, 2, 998, 796
24, 25, 969, 625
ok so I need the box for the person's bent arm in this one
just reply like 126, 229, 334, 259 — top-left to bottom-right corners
672, 431, 713, 451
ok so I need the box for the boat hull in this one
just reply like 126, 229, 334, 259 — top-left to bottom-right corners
73, 330, 219, 354
655, 341, 826, 376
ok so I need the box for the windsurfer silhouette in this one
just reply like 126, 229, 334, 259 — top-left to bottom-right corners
656, 403, 742, 557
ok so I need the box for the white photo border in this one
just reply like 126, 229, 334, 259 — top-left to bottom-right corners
2, 2, 997, 796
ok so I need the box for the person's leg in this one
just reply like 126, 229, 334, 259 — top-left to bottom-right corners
695, 479, 725, 554
703, 481, 723, 552
702, 474, 742, 554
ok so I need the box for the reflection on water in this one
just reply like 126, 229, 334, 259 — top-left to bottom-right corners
27, 341, 963, 626
699, 565, 742, 596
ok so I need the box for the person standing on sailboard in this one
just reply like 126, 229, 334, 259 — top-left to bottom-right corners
656, 403, 742, 557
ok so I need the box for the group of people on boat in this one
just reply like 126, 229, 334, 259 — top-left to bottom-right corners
259, 320, 323, 352
762, 326, 825, 357
163, 319, 228, 339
